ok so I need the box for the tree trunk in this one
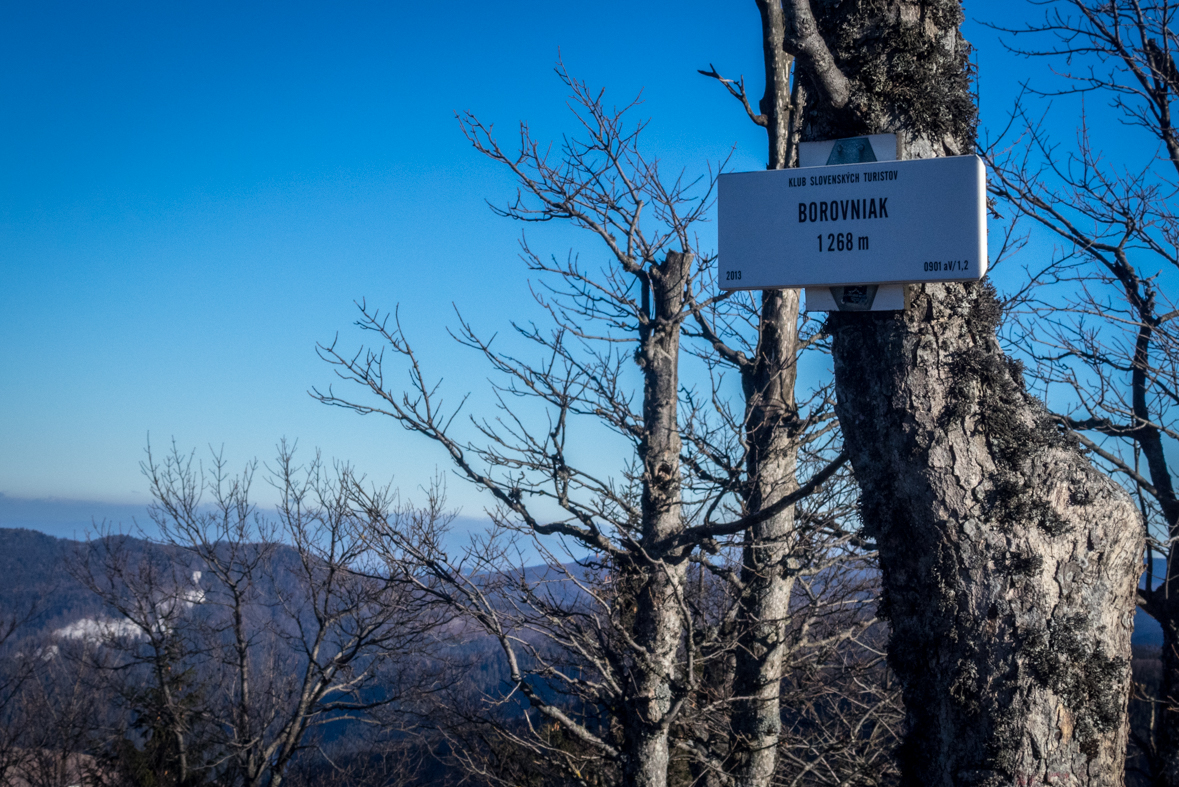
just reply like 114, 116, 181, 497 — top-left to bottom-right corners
1161, 579, 1179, 786
1125, 317, 1179, 787
728, 7, 803, 787
757, 0, 796, 172
624, 250, 693, 787
1144, 427, 1179, 784
730, 287, 801, 787
785, 0, 1145, 783
830, 283, 1142, 784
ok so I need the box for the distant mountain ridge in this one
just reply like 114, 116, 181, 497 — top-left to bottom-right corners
0, 528, 307, 647
0, 526, 1164, 648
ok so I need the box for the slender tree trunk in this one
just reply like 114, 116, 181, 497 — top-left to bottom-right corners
785, 0, 1145, 782
156, 660, 190, 786
1131, 322, 1179, 784
728, 9, 803, 786
1161, 574, 1179, 787
731, 289, 801, 787
624, 250, 693, 787
757, 0, 795, 172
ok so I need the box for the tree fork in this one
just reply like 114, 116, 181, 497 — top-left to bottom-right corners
787, 0, 1145, 782
723, 6, 806, 787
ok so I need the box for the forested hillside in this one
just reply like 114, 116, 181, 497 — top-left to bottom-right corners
0, 524, 1165, 786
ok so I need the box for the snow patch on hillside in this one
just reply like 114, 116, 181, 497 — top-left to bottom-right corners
52, 570, 205, 643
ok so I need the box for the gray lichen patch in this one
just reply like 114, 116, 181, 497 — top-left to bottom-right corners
996, 550, 1044, 578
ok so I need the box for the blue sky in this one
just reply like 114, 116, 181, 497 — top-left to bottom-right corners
0, 0, 1112, 528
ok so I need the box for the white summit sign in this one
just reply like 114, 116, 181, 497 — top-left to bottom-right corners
718, 154, 987, 292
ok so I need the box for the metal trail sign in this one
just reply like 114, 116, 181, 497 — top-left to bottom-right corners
717, 154, 987, 292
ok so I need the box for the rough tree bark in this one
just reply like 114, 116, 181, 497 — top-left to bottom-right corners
833, 284, 1142, 784
782, 0, 1146, 783
980, 3, 1179, 780
627, 249, 694, 787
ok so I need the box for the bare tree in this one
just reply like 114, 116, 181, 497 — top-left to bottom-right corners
753, 0, 1151, 783
316, 60, 859, 787
771, 559, 901, 787
74, 441, 448, 787
691, 2, 866, 782
6, 642, 112, 787
980, 0, 1179, 782
318, 64, 706, 779
685, 3, 916, 783
659, 448, 900, 787
278, 726, 435, 787
71, 532, 218, 787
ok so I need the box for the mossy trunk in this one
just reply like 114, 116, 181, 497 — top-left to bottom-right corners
786, 0, 1145, 783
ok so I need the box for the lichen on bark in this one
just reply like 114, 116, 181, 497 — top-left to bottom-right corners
798, 0, 977, 151
828, 280, 1142, 785
785, 1, 1142, 777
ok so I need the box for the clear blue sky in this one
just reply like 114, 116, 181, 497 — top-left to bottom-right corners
0, 0, 1095, 521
